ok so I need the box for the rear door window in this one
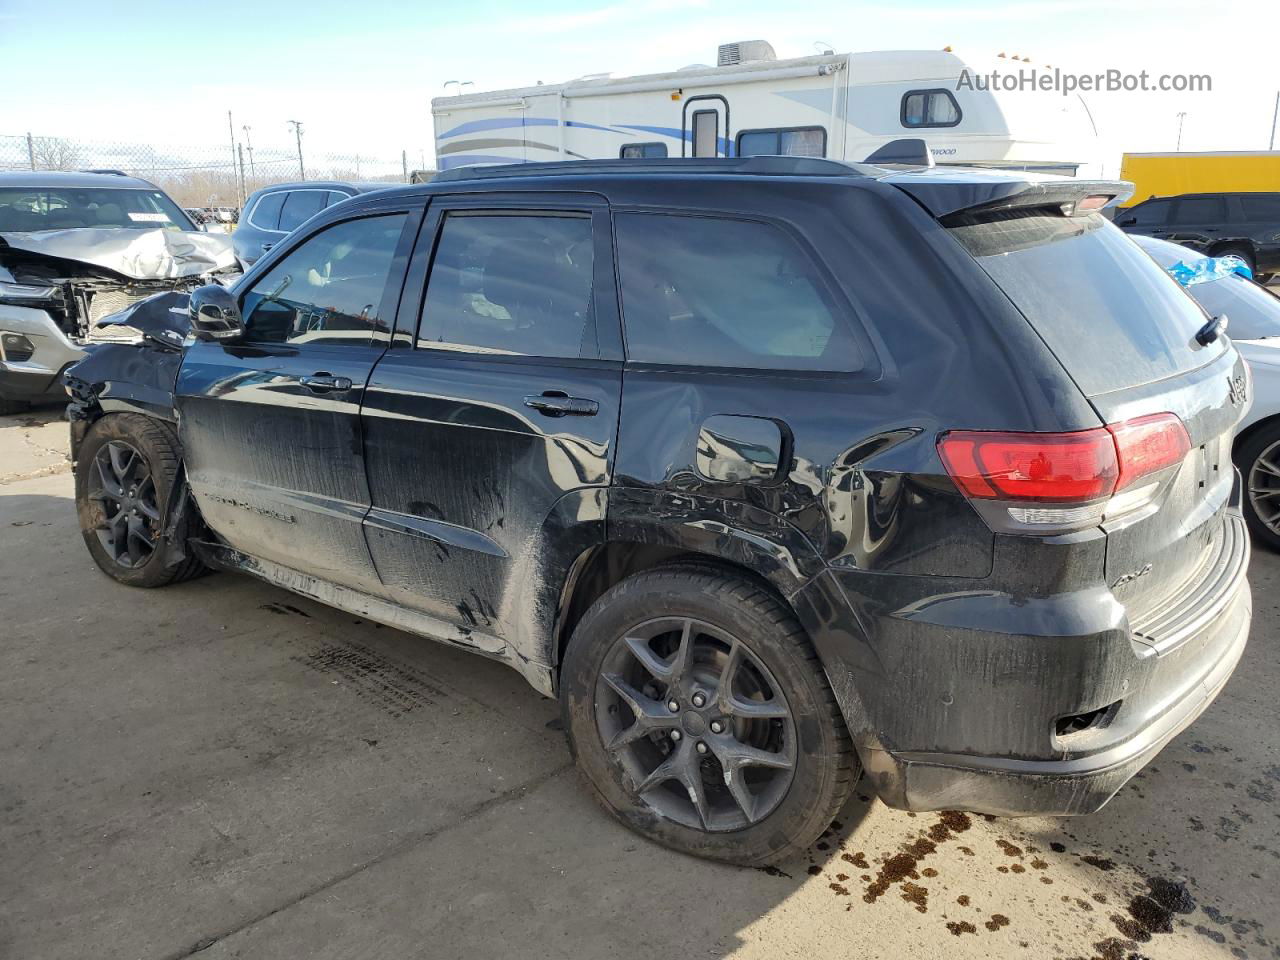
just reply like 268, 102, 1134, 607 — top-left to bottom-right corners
417, 213, 595, 358
1171, 196, 1226, 225
278, 190, 328, 232
949, 211, 1223, 395
614, 213, 861, 371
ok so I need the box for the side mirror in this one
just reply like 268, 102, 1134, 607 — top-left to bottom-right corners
189, 284, 244, 342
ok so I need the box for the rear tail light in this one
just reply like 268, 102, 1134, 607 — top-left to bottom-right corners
938, 413, 1190, 533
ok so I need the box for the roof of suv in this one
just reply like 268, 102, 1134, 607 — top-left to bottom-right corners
412, 158, 1133, 220
0, 170, 163, 190
249, 180, 402, 197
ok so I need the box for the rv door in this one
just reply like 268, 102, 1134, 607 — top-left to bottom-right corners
683, 95, 729, 157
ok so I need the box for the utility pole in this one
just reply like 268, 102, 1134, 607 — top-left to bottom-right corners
25, 132, 35, 170
288, 120, 305, 180
1176, 111, 1187, 151
1270, 92, 1279, 151
227, 110, 240, 204
242, 124, 256, 184
238, 144, 247, 206
402, 149, 408, 183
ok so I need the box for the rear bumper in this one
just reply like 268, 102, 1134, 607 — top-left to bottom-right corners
861, 576, 1250, 815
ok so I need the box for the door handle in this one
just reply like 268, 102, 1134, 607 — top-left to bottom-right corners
300, 373, 353, 393
524, 392, 598, 417
261, 242, 275, 252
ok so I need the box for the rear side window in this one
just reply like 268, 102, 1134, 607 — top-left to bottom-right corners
1240, 195, 1280, 221
614, 213, 859, 371
250, 191, 286, 230
949, 211, 1222, 395
1172, 196, 1226, 224
326, 190, 353, 208
278, 190, 328, 232
417, 213, 595, 358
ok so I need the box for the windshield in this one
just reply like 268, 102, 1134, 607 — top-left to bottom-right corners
0, 187, 194, 233
948, 210, 1224, 396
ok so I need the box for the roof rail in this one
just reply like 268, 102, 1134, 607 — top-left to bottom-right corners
432, 156, 872, 182
79, 168, 130, 176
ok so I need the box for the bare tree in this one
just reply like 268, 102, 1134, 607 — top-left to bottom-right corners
31, 137, 82, 171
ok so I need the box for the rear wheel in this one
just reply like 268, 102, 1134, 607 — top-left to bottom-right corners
74, 413, 207, 587
1238, 422, 1280, 551
560, 567, 857, 865
1216, 244, 1256, 278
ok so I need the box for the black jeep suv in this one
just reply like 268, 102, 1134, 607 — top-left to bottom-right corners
65, 156, 1252, 865
1116, 191, 1280, 282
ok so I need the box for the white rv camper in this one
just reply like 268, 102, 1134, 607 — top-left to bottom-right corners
432, 41, 1101, 176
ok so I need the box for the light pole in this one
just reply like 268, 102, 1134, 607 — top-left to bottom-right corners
1270, 92, 1279, 151
241, 125, 256, 184
288, 120, 305, 180
1176, 112, 1187, 151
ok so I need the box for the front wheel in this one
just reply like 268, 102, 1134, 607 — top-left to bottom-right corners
1239, 423, 1280, 551
560, 567, 858, 865
74, 413, 207, 587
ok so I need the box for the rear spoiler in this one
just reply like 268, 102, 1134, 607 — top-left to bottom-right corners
888, 177, 1135, 220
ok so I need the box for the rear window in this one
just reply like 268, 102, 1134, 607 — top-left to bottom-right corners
949, 210, 1224, 395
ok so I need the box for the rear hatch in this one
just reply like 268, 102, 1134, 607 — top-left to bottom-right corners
921, 177, 1248, 627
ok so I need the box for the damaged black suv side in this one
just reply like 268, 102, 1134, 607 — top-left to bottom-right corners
66, 157, 1252, 865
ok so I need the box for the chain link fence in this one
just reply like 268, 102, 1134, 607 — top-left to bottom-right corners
1, 133, 417, 210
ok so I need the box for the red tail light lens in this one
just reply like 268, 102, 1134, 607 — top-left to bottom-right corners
938, 429, 1119, 502
1107, 413, 1192, 492
938, 414, 1190, 504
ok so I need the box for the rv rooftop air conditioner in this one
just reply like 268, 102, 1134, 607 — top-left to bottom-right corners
717, 40, 777, 67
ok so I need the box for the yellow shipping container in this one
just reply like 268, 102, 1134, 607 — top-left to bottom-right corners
1119, 152, 1280, 208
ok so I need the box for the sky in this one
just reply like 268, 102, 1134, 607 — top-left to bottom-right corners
0, 0, 1276, 175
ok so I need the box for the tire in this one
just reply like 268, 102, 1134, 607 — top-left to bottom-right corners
0, 396, 31, 416
560, 566, 858, 866
74, 413, 207, 587
1216, 244, 1256, 277
1237, 422, 1280, 552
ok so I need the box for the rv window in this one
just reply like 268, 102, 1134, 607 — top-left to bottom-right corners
417, 213, 595, 359
692, 111, 718, 157
736, 127, 827, 158
615, 213, 861, 371
901, 89, 961, 128
620, 143, 668, 159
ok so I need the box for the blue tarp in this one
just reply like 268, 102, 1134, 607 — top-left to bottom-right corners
1166, 255, 1253, 287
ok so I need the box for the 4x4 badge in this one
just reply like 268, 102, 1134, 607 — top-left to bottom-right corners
1227, 374, 1247, 407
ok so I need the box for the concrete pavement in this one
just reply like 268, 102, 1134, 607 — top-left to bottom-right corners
1, 406, 1277, 960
